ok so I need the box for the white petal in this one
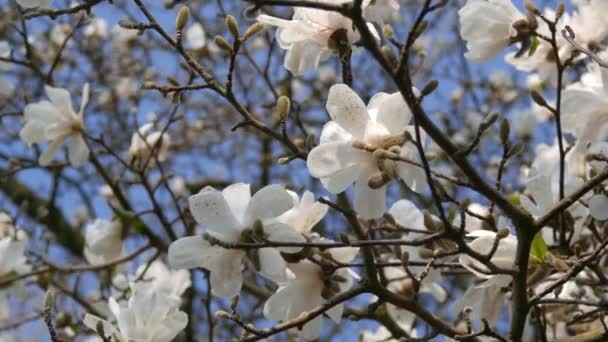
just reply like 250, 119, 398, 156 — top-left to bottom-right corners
188, 187, 241, 239
396, 144, 427, 193
319, 121, 352, 144
168, 236, 230, 270
283, 41, 324, 76
589, 194, 608, 220
307, 142, 359, 179
210, 252, 244, 298
367, 92, 411, 134
326, 84, 370, 138
388, 199, 424, 230
329, 246, 359, 263
263, 285, 292, 321
320, 166, 360, 193
264, 221, 305, 253
326, 303, 343, 323
245, 185, 294, 223
38, 138, 63, 166
354, 177, 386, 219
258, 248, 291, 283
68, 135, 89, 167
79, 83, 90, 117
222, 183, 251, 224
44, 85, 75, 118
301, 316, 323, 340
20, 122, 49, 146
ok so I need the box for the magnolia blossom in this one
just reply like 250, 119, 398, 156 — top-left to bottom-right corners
15, 0, 52, 8
185, 23, 207, 50
0, 41, 14, 96
168, 183, 305, 298
307, 84, 426, 219
83, 18, 108, 40
561, 64, 608, 172
128, 123, 171, 164
257, 2, 377, 75
19, 84, 90, 167
112, 260, 191, 303
363, 0, 400, 26
84, 283, 188, 342
458, 0, 526, 62
277, 190, 328, 235
263, 242, 359, 340
0, 233, 29, 278
84, 219, 123, 265
111, 25, 139, 50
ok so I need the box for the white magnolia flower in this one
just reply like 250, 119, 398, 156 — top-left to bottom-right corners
257, 1, 377, 75
168, 183, 305, 298
169, 176, 188, 198
131, 260, 191, 302
111, 25, 139, 50
276, 190, 328, 235
458, 0, 526, 62
363, 0, 400, 26
115, 77, 138, 100
84, 219, 123, 265
307, 84, 426, 219
83, 283, 188, 342
128, 123, 171, 164
185, 23, 206, 50
0, 212, 16, 237
561, 64, 608, 171
459, 230, 516, 286
84, 18, 108, 40
568, 0, 608, 54
0, 41, 14, 96
263, 243, 359, 340
19, 84, 90, 167
0, 234, 29, 278
15, 0, 52, 8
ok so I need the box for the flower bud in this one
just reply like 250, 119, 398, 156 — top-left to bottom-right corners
339, 233, 351, 245
215, 310, 231, 319
423, 211, 438, 231
400, 250, 410, 267
278, 156, 290, 165
496, 228, 510, 239
368, 172, 390, 189
556, 3, 565, 21
383, 24, 394, 40
530, 90, 548, 108
214, 35, 233, 52
381, 45, 398, 68
524, 0, 540, 15
225, 15, 240, 38
277, 96, 291, 121
418, 247, 434, 259
44, 290, 54, 311
500, 118, 510, 145
507, 142, 525, 157
383, 212, 397, 225
231, 296, 240, 311
421, 80, 439, 97
479, 112, 499, 131
244, 22, 265, 39
96, 321, 106, 339
175, 7, 190, 31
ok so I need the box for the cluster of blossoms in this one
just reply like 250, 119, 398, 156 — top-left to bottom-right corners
6, 0, 608, 340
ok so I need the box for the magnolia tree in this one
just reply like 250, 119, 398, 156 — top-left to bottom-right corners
3, 0, 608, 341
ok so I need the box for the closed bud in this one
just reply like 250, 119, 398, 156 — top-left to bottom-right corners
96, 321, 106, 339
381, 45, 398, 68
418, 247, 434, 259
383, 24, 394, 40
507, 142, 525, 157
479, 112, 499, 131
277, 96, 291, 121
44, 290, 54, 311
339, 232, 351, 245
400, 250, 410, 267
383, 212, 397, 225
524, 0, 540, 15
176, 7, 190, 31
368, 172, 390, 189
423, 211, 438, 231
556, 3, 565, 21
225, 15, 240, 38
215, 310, 231, 319
214, 35, 233, 52
231, 295, 240, 311
352, 139, 369, 150
252, 219, 264, 237
244, 22, 265, 39
55, 311, 72, 328
500, 118, 510, 145
496, 228, 510, 239
551, 257, 570, 272
278, 156, 290, 165
388, 145, 401, 155
530, 90, 548, 108
421, 80, 439, 97
433, 248, 445, 258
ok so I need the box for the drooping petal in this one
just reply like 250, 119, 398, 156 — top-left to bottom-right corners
168, 236, 231, 270
388, 199, 424, 231
258, 248, 292, 284
67, 135, 89, 167
209, 250, 244, 298
283, 41, 324, 76
354, 176, 386, 219
264, 221, 305, 253
38, 138, 63, 166
245, 184, 294, 224
326, 84, 370, 138
263, 285, 293, 321
79, 83, 90, 117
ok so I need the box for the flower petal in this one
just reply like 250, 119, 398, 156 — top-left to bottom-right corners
222, 182, 251, 225
354, 177, 386, 219
264, 221, 305, 253
245, 185, 294, 223
44, 85, 75, 118
307, 142, 359, 179
589, 194, 608, 220
188, 187, 241, 239
367, 91, 411, 134
326, 84, 369, 138
68, 135, 89, 167
38, 138, 63, 166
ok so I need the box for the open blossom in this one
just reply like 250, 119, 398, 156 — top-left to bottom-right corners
257, 1, 377, 75
84, 219, 123, 265
276, 190, 328, 235
84, 283, 188, 342
458, 0, 528, 62
19, 84, 90, 167
128, 123, 171, 163
561, 64, 608, 171
307, 84, 426, 219
15, 0, 52, 8
83, 18, 108, 40
168, 183, 305, 298
263, 242, 359, 340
